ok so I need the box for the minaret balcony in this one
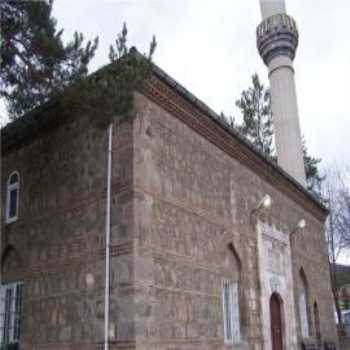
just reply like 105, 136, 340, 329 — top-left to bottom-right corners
257, 13, 299, 65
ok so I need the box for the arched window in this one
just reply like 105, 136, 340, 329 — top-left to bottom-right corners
6, 172, 20, 223
299, 269, 310, 338
222, 244, 241, 344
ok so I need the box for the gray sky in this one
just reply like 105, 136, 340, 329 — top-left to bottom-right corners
49, 0, 350, 171
1, 0, 349, 170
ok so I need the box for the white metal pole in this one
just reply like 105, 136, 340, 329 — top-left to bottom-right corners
104, 123, 113, 350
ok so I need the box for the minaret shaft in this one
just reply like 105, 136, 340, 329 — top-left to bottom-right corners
260, 0, 286, 19
269, 57, 306, 185
257, 0, 307, 186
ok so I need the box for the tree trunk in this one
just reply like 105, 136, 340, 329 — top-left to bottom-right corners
328, 205, 344, 332
329, 261, 344, 333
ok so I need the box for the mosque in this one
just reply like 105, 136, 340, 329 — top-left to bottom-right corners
1, 0, 338, 349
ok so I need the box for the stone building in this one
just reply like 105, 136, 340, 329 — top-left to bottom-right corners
0, 0, 338, 349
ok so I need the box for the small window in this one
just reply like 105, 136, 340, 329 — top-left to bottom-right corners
222, 279, 241, 344
299, 269, 310, 338
0, 282, 23, 346
6, 172, 20, 223
299, 290, 310, 338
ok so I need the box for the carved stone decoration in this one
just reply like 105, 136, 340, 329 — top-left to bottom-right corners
268, 249, 283, 275
257, 13, 299, 65
270, 276, 281, 293
257, 221, 298, 350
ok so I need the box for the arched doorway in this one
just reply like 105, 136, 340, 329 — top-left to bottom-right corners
270, 293, 284, 350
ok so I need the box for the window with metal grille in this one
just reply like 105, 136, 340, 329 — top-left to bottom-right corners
299, 270, 310, 339
0, 283, 23, 347
222, 279, 240, 344
299, 290, 310, 338
6, 172, 20, 224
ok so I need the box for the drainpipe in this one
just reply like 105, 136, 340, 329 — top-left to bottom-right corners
104, 123, 113, 350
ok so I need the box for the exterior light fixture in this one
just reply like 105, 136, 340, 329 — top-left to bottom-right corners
250, 194, 273, 224
297, 219, 306, 230
85, 273, 95, 289
290, 219, 306, 238
257, 194, 272, 211
109, 323, 116, 342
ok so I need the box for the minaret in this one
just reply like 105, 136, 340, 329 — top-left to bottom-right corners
257, 0, 307, 186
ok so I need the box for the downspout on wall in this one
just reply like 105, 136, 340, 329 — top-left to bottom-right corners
104, 123, 113, 350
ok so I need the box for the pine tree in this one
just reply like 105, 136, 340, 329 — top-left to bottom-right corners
302, 136, 324, 197
63, 23, 157, 129
234, 73, 324, 198
0, 0, 98, 118
235, 73, 274, 155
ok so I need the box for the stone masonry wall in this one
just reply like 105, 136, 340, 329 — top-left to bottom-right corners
132, 91, 337, 350
1, 115, 135, 350
1, 84, 337, 350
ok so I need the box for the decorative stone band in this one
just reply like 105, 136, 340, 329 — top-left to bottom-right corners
257, 13, 299, 65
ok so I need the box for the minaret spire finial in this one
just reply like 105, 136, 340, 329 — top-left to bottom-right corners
257, 0, 307, 186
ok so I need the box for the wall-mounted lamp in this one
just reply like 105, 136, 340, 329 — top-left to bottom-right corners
250, 194, 273, 224
290, 219, 306, 238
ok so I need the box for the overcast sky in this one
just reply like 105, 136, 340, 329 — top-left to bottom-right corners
48, 0, 350, 172
1, 0, 349, 170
